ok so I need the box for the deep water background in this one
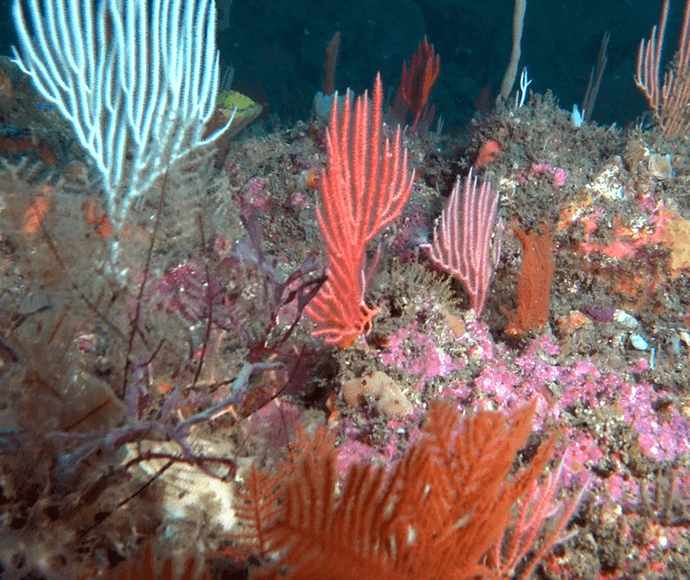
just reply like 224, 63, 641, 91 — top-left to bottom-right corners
0, 0, 683, 133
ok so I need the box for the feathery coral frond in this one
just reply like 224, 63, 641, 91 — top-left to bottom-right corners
400, 37, 441, 131
267, 457, 405, 580
232, 466, 284, 557
305, 73, 414, 347
428, 170, 500, 315
244, 400, 583, 580
634, 0, 690, 137
108, 543, 210, 580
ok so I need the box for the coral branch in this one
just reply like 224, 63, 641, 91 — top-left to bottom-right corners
305, 73, 414, 347
427, 170, 500, 315
503, 224, 554, 338
400, 37, 441, 131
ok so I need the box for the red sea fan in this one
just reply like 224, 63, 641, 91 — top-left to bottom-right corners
305, 73, 414, 348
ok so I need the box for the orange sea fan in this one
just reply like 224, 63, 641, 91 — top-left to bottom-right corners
503, 224, 554, 338
304, 73, 414, 347
240, 399, 583, 580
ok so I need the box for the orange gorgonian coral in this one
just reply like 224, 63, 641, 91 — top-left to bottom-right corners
305, 73, 414, 347
237, 399, 584, 580
503, 224, 554, 338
